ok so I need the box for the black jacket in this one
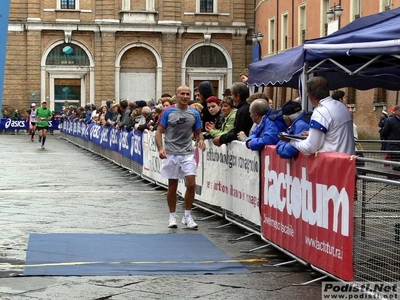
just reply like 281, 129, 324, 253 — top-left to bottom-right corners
382, 115, 400, 150
219, 101, 252, 144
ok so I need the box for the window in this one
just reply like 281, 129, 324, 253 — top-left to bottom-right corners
374, 88, 387, 103
46, 44, 90, 66
347, 87, 356, 105
200, 0, 214, 13
61, 0, 75, 9
381, 0, 392, 11
269, 18, 275, 53
186, 46, 227, 68
351, 0, 361, 20
281, 13, 288, 50
298, 5, 306, 45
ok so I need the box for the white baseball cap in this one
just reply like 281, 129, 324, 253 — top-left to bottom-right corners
31, 103, 36, 106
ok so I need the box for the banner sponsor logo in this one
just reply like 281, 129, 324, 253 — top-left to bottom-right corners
261, 147, 355, 281
131, 133, 141, 157
90, 125, 101, 139
100, 127, 109, 144
264, 156, 349, 236
119, 130, 129, 152
4, 119, 26, 129
109, 128, 118, 147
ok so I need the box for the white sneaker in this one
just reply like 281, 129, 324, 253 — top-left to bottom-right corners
41, 145, 45, 149
168, 215, 178, 228
182, 215, 198, 229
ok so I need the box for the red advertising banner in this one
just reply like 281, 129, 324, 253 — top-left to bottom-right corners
261, 147, 356, 281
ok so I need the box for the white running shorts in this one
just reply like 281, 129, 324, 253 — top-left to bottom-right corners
161, 154, 197, 179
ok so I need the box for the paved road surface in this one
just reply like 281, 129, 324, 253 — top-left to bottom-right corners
0, 133, 323, 299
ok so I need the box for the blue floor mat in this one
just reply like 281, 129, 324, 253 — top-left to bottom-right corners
23, 233, 250, 276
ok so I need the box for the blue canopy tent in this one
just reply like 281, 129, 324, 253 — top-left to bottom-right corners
248, 7, 400, 93
247, 45, 304, 89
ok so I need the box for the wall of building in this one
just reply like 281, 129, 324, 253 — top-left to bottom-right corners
254, 0, 400, 139
3, 0, 254, 113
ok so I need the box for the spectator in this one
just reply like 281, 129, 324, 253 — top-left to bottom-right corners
379, 110, 389, 150
135, 106, 153, 132
147, 98, 155, 110
149, 104, 163, 131
222, 88, 232, 99
238, 92, 269, 140
75, 106, 85, 122
289, 77, 355, 155
161, 97, 173, 108
196, 81, 214, 130
2, 109, 10, 118
83, 104, 92, 124
104, 99, 114, 122
245, 99, 287, 151
213, 82, 253, 147
331, 90, 348, 104
240, 68, 249, 84
205, 96, 237, 138
97, 105, 107, 125
11, 109, 21, 135
12, 109, 20, 120
116, 99, 130, 130
194, 87, 201, 103
106, 103, 120, 126
128, 100, 136, 114
190, 103, 203, 115
205, 96, 224, 130
276, 100, 311, 159
381, 105, 400, 171
126, 100, 147, 131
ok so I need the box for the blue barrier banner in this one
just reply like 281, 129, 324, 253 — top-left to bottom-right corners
0, 118, 61, 130
130, 130, 143, 165
62, 120, 144, 166
119, 129, 131, 159
90, 124, 102, 145
0, 0, 10, 113
99, 126, 110, 149
109, 127, 119, 152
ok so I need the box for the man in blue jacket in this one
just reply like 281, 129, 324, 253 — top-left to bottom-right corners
276, 100, 311, 159
245, 99, 287, 151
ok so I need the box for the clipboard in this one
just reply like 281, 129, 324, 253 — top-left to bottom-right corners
278, 132, 307, 140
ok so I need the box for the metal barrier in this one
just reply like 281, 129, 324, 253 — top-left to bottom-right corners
353, 143, 400, 297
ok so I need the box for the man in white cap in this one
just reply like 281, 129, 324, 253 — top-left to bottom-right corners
36, 100, 52, 149
27, 103, 37, 141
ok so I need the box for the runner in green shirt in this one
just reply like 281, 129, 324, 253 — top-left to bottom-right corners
36, 100, 52, 149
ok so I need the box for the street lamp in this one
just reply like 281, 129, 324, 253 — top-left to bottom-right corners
252, 32, 264, 62
327, 4, 343, 20
327, 3, 344, 29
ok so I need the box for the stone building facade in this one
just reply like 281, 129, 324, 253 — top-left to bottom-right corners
4, 0, 254, 113
254, 0, 400, 139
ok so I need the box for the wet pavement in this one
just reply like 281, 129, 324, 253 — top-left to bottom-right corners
0, 133, 322, 299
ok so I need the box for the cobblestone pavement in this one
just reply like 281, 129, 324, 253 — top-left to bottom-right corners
0, 133, 323, 299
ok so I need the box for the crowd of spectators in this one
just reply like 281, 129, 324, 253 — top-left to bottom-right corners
55, 77, 381, 161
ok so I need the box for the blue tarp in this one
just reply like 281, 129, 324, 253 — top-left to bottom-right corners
24, 233, 250, 276
248, 7, 400, 91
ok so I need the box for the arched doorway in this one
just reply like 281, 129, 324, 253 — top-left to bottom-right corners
116, 43, 162, 102
182, 44, 232, 99
42, 42, 93, 113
